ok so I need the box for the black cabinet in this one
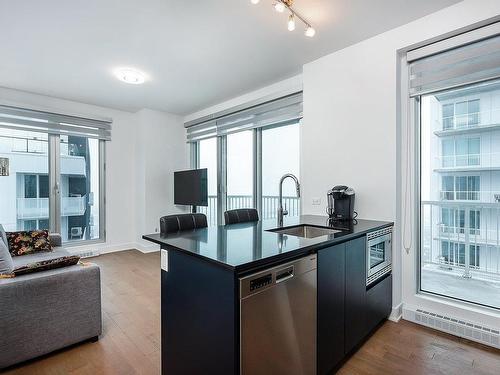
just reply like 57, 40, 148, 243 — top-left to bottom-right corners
317, 244, 345, 375
366, 275, 392, 331
344, 236, 368, 354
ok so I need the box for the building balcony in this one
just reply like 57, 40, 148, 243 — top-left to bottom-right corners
434, 152, 500, 172
16, 196, 87, 219
433, 108, 500, 136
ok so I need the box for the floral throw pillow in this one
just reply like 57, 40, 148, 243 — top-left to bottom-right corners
6, 230, 52, 257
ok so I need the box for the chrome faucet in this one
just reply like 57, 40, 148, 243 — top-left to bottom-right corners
277, 173, 301, 227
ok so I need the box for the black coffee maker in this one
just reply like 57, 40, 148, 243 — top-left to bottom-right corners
327, 185, 356, 221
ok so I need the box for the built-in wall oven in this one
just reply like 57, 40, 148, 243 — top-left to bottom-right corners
366, 227, 392, 286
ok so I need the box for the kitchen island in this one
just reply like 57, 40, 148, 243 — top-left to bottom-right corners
143, 215, 393, 375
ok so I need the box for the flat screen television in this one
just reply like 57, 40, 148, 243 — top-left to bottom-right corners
174, 168, 208, 206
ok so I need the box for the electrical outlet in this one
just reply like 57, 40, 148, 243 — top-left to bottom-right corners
312, 197, 321, 205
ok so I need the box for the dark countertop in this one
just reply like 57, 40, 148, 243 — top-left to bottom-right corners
143, 215, 393, 274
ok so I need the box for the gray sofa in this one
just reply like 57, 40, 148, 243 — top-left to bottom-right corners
0, 226, 102, 369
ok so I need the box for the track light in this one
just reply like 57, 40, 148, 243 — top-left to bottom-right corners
288, 14, 296, 31
250, 1, 316, 38
274, 2, 285, 12
305, 25, 315, 37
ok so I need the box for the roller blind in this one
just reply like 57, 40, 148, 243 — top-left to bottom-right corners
186, 92, 302, 142
408, 23, 500, 97
0, 104, 112, 140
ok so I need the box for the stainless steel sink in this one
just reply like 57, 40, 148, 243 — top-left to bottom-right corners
269, 225, 341, 239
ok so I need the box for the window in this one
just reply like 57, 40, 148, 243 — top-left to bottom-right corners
193, 122, 301, 225
0, 106, 109, 244
420, 81, 499, 309
440, 175, 480, 201
441, 99, 480, 130
197, 138, 218, 226
262, 123, 300, 219
60, 136, 102, 242
440, 242, 480, 268
226, 131, 254, 211
440, 208, 480, 235
441, 138, 480, 167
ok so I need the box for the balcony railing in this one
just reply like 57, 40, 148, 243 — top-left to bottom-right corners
436, 152, 500, 170
421, 201, 500, 281
16, 196, 87, 219
438, 190, 500, 203
198, 195, 300, 226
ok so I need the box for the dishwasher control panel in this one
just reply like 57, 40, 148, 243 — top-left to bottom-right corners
240, 255, 317, 299
250, 274, 272, 291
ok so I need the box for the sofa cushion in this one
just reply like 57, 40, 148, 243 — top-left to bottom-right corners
13, 255, 81, 276
0, 238, 14, 276
11, 247, 71, 269
0, 224, 8, 252
6, 230, 52, 257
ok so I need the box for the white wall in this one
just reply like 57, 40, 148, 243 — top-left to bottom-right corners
0, 87, 186, 254
134, 108, 188, 251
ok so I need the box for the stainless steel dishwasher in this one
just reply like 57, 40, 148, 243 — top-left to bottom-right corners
240, 255, 317, 375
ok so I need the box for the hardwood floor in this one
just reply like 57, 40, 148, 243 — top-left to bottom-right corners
3, 249, 499, 375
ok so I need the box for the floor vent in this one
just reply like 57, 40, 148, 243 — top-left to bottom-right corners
74, 250, 100, 259
403, 306, 499, 349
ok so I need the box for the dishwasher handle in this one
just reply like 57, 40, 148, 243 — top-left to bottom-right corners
275, 265, 294, 283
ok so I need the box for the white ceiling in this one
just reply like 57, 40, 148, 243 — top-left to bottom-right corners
0, 0, 461, 115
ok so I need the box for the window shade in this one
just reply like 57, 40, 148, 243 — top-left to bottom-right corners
0, 105, 112, 140
408, 28, 500, 97
186, 92, 302, 142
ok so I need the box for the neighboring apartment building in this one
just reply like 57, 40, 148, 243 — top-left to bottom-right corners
422, 82, 500, 282
0, 131, 97, 242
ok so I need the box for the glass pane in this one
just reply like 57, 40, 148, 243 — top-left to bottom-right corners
468, 138, 480, 165
442, 103, 454, 130
455, 139, 468, 166
441, 139, 454, 167
0, 128, 49, 231
227, 131, 253, 211
60, 136, 101, 242
262, 123, 300, 220
369, 242, 385, 268
420, 80, 500, 309
441, 176, 454, 200
198, 138, 218, 226
455, 101, 468, 128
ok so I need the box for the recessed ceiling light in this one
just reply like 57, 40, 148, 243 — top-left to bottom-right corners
115, 68, 146, 84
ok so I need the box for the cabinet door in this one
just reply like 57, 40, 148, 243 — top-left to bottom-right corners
344, 236, 367, 354
317, 244, 345, 375
366, 275, 392, 330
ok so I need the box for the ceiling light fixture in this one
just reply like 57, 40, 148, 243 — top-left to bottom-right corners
251, 0, 315, 38
287, 14, 296, 31
115, 68, 146, 84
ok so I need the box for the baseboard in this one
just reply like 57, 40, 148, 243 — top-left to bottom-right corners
134, 242, 160, 253
388, 303, 403, 322
67, 242, 138, 257
403, 304, 500, 349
